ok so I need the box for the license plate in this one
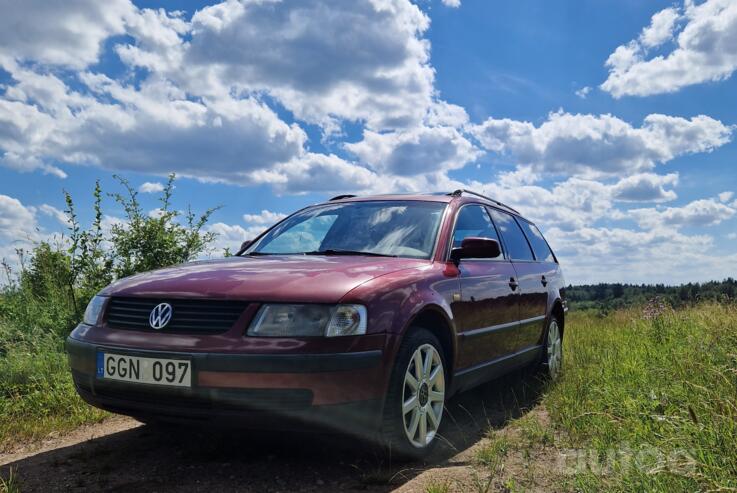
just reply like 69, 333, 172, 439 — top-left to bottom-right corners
97, 352, 191, 387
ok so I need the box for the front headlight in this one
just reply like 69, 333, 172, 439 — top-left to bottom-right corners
247, 304, 367, 337
83, 295, 108, 325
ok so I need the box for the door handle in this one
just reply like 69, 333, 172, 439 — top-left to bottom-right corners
541, 275, 548, 287
509, 277, 518, 291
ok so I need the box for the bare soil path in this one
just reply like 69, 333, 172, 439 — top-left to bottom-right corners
1, 371, 545, 492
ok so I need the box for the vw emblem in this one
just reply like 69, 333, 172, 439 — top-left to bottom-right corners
149, 303, 173, 329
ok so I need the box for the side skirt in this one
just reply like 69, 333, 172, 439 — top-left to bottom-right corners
450, 345, 543, 395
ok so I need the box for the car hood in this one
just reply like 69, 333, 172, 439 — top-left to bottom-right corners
100, 255, 428, 303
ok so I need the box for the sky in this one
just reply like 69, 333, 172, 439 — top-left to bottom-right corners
0, 0, 736, 285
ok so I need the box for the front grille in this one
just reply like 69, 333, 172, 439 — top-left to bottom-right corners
106, 297, 249, 333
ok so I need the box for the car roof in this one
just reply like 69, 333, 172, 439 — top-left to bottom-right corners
329, 193, 453, 203
324, 191, 523, 217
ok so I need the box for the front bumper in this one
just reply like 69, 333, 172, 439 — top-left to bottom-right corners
66, 337, 386, 433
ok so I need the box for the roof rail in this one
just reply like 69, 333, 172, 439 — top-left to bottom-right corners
328, 194, 356, 201
448, 189, 520, 214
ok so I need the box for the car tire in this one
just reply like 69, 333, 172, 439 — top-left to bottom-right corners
538, 315, 563, 380
381, 327, 447, 460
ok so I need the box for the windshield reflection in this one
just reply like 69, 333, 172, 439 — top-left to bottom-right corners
248, 201, 446, 259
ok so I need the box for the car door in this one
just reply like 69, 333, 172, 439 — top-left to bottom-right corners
486, 208, 547, 352
516, 218, 560, 347
451, 204, 520, 370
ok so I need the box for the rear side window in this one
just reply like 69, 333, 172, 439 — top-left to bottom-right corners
487, 208, 534, 261
518, 220, 556, 263
452, 205, 501, 250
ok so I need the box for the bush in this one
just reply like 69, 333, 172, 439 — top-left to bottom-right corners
0, 174, 220, 449
108, 174, 218, 279
0, 173, 219, 338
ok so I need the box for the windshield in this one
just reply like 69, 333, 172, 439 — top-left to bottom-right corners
248, 201, 446, 259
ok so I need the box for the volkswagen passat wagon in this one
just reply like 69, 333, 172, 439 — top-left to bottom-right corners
67, 190, 566, 458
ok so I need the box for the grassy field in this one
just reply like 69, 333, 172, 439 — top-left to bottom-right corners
472, 302, 737, 492
0, 325, 107, 451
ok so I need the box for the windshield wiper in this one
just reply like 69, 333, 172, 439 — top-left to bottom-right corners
304, 249, 397, 258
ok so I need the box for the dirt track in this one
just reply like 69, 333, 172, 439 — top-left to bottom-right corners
0, 371, 545, 492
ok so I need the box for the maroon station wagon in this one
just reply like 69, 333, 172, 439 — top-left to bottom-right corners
67, 189, 566, 457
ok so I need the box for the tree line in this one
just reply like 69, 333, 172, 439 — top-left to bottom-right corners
566, 279, 737, 311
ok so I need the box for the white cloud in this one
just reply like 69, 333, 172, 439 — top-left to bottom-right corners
0, 0, 134, 68
0, 66, 307, 183
0, 195, 39, 243
718, 191, 734, 203
631, 199, 736, 229
38, 204, 70, 226
575, 86, 591, 99
0, 0, 445, 190
602, 0, 737, 97
496, 167, 540, 188
243, 210, 287, 225
469, 111, 731, 177
345, 126, 482, 176
478, 178, 616, 232
139, 182, 165, 194
249, 153, 379, 194
115, 7, 189, 72
545, 224, 735, 284
441, 0, 461, 8
728, 232, 737, 240
639, 7, 681, 48
611, 173, 678, 203
425, 101, 470, 128
177, 0, 435, 131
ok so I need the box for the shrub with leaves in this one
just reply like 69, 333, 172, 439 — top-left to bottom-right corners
0, 173, 219, 338
0, 173, 221, 448
108, 174, 219, 278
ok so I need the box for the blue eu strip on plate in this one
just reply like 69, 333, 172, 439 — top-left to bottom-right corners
96, 352, 105, 378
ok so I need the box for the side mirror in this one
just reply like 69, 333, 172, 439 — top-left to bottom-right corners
450, 237, 501, 263
235, 239, 253, 256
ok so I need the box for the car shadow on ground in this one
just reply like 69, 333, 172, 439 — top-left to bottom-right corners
2, 369, 546, 492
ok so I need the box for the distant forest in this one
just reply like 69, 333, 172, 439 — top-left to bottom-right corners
567, 278, 737, 311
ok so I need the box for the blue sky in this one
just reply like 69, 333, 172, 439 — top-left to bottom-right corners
0, 0, 736, 284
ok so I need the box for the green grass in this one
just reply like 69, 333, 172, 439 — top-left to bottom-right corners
0, 467, 21, 493
425, 481, 451, 493
0, 325, 107, 450
513, 412, 553, 450
545, 303, 737, 492
476, 434, 510, 472
473, 303, 737, 492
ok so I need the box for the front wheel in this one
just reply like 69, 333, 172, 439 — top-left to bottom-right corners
381, 328, 446, 459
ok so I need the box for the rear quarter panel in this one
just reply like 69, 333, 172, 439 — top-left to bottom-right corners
543, 263, 566, 342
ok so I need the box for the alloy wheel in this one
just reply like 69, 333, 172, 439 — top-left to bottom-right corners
401, 343, 445, 448
547, 320, 562, 380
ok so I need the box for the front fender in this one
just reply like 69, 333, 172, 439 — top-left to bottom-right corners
339, 262, 460, 388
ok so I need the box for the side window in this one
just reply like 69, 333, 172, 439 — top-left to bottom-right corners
452, 205, 501, 253
518, 220, 556, 263
487, 208, 534, 261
